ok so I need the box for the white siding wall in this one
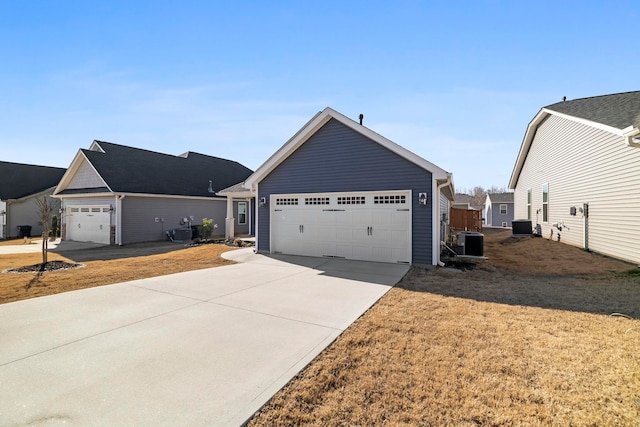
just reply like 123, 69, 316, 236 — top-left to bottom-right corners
67, 159, 107, 189
514, 114, 640, 264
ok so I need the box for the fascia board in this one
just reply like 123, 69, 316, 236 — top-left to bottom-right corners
547, 109, 627, 136
509, 107, 632, 189
53, 150, 86, 195
53, 150, 112, 195
244, 110, 326, 189
508, 109, 547, 189
327, 107, 451, 180
245, 107, 450, 188
14, 186, 57, 201
56, 192, 228, 201
89, 140, 105, 152
216, 191, 255, 198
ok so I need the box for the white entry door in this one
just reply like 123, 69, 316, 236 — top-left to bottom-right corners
67, 206, 111, 244
270, 191, 411, 264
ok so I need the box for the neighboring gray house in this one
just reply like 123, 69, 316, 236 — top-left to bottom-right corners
509, 90, 640, 264
484, 192, 514, 227
0, 161, 66, 239
53, 141, 253, 245
242, 107, 455, 266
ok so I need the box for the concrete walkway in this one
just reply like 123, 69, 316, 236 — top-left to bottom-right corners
0, 249, 408, 426
0, 239, 107, 254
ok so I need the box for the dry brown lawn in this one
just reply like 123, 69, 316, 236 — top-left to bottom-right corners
0, 243, 237, 304
249, 230, 640, 426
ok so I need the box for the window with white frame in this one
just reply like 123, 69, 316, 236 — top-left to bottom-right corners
527, 189, 532, 220
542, 184, 549, 222
500, 204, 507, 215
237, 202, 247, 225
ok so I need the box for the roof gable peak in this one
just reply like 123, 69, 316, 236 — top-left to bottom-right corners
245, 107, 451, 189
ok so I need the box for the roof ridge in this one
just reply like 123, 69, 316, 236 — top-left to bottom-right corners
0, 160, 66, 170
546, 90, 640, 108
93, 140, 189, 160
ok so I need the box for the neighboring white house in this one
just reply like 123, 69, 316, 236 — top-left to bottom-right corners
509, 90, 640, 265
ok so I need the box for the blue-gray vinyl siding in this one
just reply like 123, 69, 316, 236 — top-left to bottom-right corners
487, 202, 513, 227
121, 197, 227, 244
258, 118, 434, 264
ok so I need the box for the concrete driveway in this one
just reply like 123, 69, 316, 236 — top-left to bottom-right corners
0, 248, 408, 426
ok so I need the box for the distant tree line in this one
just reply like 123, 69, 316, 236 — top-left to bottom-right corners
457, 186, 511, 207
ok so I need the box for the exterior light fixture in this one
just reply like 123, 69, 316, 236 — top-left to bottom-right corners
419, 193, 428, 206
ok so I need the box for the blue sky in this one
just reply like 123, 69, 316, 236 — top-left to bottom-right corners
1, 1, 637, 192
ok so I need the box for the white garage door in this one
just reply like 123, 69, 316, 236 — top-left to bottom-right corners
67, 206, 111, 244
271, 191, 411, 264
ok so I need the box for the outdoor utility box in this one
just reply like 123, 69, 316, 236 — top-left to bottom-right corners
456, 231, 484, 257
17, 225, 32, 238
512, 219, 532, 235
170, 228, 192, 241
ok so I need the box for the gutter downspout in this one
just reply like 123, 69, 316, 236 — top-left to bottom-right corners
436, 175, 453, 267
116, 194, 125, 245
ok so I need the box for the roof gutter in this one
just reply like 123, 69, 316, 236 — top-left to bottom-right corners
622, 126, 640, 147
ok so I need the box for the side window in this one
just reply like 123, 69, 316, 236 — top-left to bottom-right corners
527, 189, 532, 220
542, 184, 549, 222
500, 204, 507, 215
237, 202, 247, 225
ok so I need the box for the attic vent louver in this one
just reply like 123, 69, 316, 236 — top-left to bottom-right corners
208, 180, 215, 193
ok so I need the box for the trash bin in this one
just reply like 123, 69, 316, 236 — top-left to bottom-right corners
17, 225, 32, 238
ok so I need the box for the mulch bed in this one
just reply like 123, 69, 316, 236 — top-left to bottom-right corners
3, 261, 85, 274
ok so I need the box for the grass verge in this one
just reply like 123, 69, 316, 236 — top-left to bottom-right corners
0, 244, 236, 304
248, 230, 640, 425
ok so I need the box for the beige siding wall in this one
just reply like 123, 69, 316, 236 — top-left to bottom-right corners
67, 159, 106, 189
514, 114, 640, 264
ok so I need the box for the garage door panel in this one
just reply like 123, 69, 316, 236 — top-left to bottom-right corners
67, 206, 111, 245
270, 192, 411, 264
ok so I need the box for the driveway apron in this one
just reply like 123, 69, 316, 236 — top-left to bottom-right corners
0, 248, 408, 426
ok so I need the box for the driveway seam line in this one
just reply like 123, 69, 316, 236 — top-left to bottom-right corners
204, 300, 345, 331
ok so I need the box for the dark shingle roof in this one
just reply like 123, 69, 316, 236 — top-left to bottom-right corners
454, 193, 473, 204
78, 141, 252, 197
0, 161, 66, 200
488, 192, 514, 204
545, 91, 640, 130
